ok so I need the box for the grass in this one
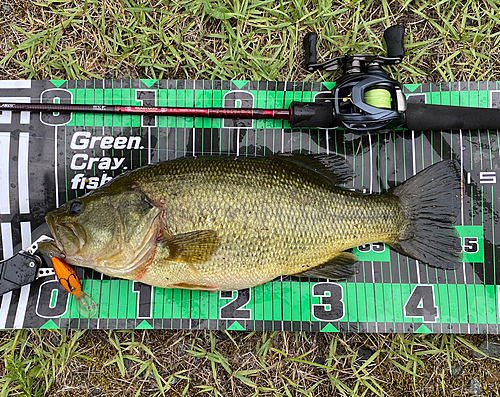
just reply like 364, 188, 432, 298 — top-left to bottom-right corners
1, 331, 500, 396
1, 0, 500, 395
2, 0, 500, 82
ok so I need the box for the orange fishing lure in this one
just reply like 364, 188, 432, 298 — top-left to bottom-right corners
51, 257, 98, 318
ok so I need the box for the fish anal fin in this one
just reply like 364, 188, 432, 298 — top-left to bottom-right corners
161, 230, 220, 264
294, 252, 359, 280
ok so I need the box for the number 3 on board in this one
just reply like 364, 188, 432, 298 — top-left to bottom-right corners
404, 285, 438, 322
312, 283, 345, 321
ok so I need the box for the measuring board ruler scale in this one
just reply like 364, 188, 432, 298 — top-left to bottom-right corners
0, 79, 497, 333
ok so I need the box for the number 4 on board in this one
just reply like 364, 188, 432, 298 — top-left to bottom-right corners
404, 285, 438, 323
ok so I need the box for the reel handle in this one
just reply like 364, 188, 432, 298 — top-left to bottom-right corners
383, 25, 405, 61
304, 32, 318, 71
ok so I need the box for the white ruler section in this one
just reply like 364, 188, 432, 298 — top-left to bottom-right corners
18, 133, 30, 214
0, 96, 31, 125
13, 222, 32, 329
0, 223, 13, 329
0, 133, 10, 215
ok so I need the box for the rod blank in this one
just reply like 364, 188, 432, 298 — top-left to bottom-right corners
0, 103, 290, 120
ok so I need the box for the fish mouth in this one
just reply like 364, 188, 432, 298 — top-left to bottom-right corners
46, 213, 85, 256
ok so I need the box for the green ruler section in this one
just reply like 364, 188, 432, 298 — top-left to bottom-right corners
54, 280, 498, 328
456, 225, 485, 263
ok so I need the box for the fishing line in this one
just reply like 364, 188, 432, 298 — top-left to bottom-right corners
364, 88, 392, 109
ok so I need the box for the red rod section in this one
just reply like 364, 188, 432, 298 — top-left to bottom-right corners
121, 106, 290, 120
0, 103, 290, 120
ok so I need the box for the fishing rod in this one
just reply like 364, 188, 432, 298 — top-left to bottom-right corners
1, 26, 500, 135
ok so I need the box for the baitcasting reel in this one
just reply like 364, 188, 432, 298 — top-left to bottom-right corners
291, 25, 407, 134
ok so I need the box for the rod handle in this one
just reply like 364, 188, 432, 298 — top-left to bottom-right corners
289, 101, 335, 128
406, 102, 500, 130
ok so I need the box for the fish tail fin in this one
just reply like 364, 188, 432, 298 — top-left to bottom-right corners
389, 160, 463, 269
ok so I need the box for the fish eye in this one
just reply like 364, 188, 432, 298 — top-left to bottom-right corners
69, 200, 83, 215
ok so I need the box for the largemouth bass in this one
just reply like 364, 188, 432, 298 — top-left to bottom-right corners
39, 155, 462, 291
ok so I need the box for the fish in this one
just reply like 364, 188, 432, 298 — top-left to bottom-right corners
39, 154, 462, 292
51, 256, 98, 317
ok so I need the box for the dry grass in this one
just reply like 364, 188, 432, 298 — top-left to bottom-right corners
1, 0, 500, 396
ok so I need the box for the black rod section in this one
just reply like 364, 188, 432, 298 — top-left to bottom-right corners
406, 103, 500, 131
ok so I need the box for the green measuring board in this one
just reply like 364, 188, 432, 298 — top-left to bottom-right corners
0, 79, 497, 333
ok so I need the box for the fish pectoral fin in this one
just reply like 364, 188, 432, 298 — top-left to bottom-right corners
294, 252, 359, 280
161, 230, 220, 264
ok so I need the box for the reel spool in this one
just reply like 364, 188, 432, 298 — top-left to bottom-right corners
364, 89, 392, 109
296, 25, 407, 134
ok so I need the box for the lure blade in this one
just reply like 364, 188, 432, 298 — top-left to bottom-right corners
51, 257, 98, 318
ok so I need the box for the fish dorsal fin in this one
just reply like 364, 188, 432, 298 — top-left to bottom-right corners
273, 153, 352, 185
294, 252, 359, 280
161, 230, 220, 264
